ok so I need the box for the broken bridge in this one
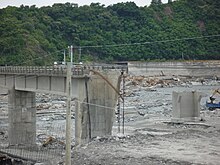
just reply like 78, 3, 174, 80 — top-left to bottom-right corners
0, 65, 125, 146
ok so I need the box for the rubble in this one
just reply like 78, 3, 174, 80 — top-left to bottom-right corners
42, 136, 65, 147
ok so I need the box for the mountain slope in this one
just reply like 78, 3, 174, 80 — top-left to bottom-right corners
0, 0, 219, 65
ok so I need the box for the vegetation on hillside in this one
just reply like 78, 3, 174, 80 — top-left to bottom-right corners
0, 0, 219, 65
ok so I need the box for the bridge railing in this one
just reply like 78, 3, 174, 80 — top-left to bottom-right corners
82, 64, 128, 72
0, 64, 128, 76
0, 66, 84, 76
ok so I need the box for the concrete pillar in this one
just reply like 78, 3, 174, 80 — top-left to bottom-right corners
8, 88, 36, 146
75, 71, 120, 145
172, 91, 202, 122
75, 78, 87, 145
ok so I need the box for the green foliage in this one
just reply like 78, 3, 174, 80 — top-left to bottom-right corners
0, 0, 219, 65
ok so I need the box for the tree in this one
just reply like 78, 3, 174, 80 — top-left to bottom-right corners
151, 0, 162, 6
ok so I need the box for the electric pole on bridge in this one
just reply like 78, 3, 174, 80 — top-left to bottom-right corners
63, 50, 66, 64
78, 46, 82, 63
70, 45, 73, 63
65, 62, 72, 165
68, 45, 73, 64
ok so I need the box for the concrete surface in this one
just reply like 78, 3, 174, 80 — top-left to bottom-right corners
172, 91, 202, 122
75, 71, 121, 145
8, 88, 36, 146
128, 61, 220, 77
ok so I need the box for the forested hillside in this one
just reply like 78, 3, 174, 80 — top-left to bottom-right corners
0, 0, 220, 65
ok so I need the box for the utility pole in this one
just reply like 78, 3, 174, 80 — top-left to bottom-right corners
117, 97, 120, 133
68, 46, 73, 64
63, 50, 66, 64
78, 47, 82, 63
70, 45, 73, 64
122, 71, 125, 134
65, 62, 72, 165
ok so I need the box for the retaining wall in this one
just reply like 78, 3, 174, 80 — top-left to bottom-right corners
128, 61, 220, 77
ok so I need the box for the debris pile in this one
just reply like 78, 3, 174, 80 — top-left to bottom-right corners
124, 75, 220, 89
125, 75, 182, 88
36, 94, 68, 111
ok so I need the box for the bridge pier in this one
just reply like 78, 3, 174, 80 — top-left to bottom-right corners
172, 91, 202, 122
8, 88, 36, 146
75, 71, 121, 145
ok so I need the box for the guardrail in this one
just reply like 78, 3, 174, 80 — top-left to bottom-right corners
0, 66, 83, 76
83, 64, 127, 72
0, 65, 127, 76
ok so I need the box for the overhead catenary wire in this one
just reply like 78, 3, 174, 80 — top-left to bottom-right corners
3, 33, 219, 68
1, 33, 219, 67
72, 34, 220, 49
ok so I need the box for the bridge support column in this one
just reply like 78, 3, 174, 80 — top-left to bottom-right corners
172, 91, 202, 122
75, 72, 120, 145
8, 88, 36, 146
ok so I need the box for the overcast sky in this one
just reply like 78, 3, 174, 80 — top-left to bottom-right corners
0, 0, 169, 8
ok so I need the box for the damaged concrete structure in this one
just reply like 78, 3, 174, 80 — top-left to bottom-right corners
75, 71, 121, 145
8, 88, 36, 146
172, 91, 202, 122
0, 66, 122, 146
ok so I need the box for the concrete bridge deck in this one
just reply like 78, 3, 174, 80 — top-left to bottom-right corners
0, 65, 125, 95
0, 65, 126, 76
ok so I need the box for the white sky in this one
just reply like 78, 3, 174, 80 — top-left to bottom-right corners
0, 0, 169, 8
